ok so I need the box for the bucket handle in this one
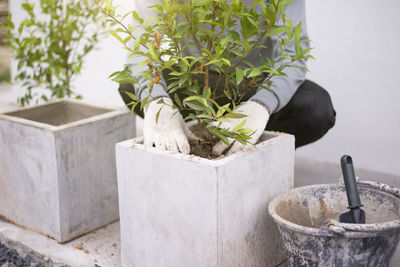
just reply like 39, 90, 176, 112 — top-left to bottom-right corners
323, 219, 400, 236
337, 177, 400, 199
323, 179, 400, 236
356, 179, 400, 199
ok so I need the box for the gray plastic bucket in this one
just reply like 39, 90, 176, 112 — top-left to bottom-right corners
268, 180, 400, 267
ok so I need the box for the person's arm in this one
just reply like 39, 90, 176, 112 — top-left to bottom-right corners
127, 0, 198, 154
249, 0, 309, 113
128, 0, 168, 100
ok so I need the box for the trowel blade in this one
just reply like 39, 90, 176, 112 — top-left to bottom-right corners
339, 208, 366, 224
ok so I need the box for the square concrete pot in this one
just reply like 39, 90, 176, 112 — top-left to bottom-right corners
116, 131, 294, 267
0, 99, 135, 242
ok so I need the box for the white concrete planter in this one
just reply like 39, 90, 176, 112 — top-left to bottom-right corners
116, 131, 294, 267
0, 99, 135, 242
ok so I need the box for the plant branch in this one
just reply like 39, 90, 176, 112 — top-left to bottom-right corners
94, 0, 148, 50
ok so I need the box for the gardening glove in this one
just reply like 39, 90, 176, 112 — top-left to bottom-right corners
212, 101, 270, 156
144, 97, 197, 154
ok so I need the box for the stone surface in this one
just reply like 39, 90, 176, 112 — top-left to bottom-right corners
0, 99, 135, 242
0, 219, 120, 267
116, 131, 295, 267
0, 241, 46, 267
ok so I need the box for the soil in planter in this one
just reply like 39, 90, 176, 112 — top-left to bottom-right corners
189, 138, 228, 160
188, 126, 232, 159
0, 242, 46, 267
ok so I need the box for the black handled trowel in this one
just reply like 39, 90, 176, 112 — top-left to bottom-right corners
339, 155, 366, 224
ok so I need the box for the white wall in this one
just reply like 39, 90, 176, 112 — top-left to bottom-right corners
297, 0, 400, 176
9, 0, 400, 176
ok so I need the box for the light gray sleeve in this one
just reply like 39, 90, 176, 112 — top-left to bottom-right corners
250, 0, 309, 113
128, 0, 168, 100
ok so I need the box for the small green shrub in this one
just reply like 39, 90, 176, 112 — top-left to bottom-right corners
98, 0, 312, 144
1, 0, 106, 106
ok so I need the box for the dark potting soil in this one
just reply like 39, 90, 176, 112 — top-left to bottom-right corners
0, 242, 45, 267
189, 138, 227, 159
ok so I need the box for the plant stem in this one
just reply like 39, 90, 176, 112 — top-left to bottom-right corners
162, 14, 182, 57
226, 0, 282, 76
94, 0, 148, 50
204, 2, 218, 97
184, 0, 204, 53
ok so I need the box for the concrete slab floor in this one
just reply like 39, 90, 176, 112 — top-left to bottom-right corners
0, 220, 120, 267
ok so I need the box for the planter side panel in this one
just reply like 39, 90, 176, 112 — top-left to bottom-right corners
116, 144, 218, 267
56, 113, 134, 242
217, 133, 295, 267
0, 119, 61, 238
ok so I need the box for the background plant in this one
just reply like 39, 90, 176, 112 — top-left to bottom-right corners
98, 0, 312, 145
1, 0, 106, 106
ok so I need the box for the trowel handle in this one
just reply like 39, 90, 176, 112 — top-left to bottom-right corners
341, 155, 362, 209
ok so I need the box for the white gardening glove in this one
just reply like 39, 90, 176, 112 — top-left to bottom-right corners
212, 101, 270, 155
144, 97, 197, 154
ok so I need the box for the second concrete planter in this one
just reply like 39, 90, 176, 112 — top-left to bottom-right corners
116, 131, 294, 267
0, 99, 135, 242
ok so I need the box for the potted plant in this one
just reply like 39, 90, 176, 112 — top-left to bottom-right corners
99, 0, 311, 265
0, 0, 135, 242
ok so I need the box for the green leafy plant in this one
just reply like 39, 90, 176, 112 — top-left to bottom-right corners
1, 0, 106, 106
97, 0, 312, 146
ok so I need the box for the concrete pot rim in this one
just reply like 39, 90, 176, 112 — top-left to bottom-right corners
0, 98, 130, 132
116, 131, 293, 167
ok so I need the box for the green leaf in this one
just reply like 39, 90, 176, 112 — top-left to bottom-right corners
208, 127, 230, 145
183, 95, 204, 103
111, 69, 137, 84
109, 30, 123, 43
149, 42, 157, 59
185, 101, 205, 111
17, 61, 24, 71
232, 0, 241, 11
264, 26, 290, 38
294, 22, 302, 42
134, 37, 140, 51
232, 119, 246, 132
220, 58, 231, 66
155, 106, 163, 124
237, 128, 254, 134
252, 0, 263, 7
248, 68, 261, 78
225, 113, 247, 119
236, 68, 246, 85
108, 71, 120, 79
132, 11, 144, 24
174, 93, 182, 107
232, 49, 244, 57
192, 0, 212, 6
123, 90, 138, 101
196, 113, 213, 119
224, 89, 232, 100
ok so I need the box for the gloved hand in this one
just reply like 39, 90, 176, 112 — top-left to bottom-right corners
212, 101, 270, 155
144, 97, 197, 154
